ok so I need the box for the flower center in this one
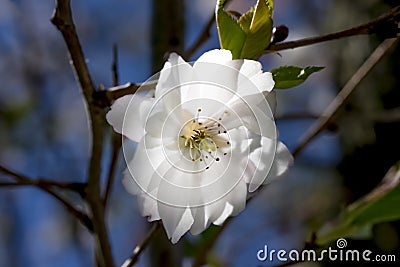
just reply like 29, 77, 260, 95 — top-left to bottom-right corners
179, 108, 230, 166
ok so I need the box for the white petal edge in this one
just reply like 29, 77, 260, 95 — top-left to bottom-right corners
106, 95, 154, 142
265, 141, 294, 183
158, 204, 194, 244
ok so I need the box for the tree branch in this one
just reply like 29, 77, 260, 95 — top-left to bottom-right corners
0, 165, 93, 231
103, 83, 140, 103
266, 6, 399, 52
51, 1, 115, 266
103, 6, 399, 106
183, 13, 215, 60
183, 0, 232, 60
292, 37, 398, 157
0, 179, 87, 196
103, 45, 122, 207
121, 222, 162, 267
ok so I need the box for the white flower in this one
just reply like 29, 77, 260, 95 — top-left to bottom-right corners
106, 49, 293, 243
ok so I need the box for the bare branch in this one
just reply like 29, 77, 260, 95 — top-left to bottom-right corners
292, 37, 399, 157
0, 179, 86, 195
121, 222, 162, 267
183, 13, 215, 60
103, 46, 122, 207
106, 83, 140, 101
112, 44, 119, 87
51, 0, 96, 101
105, 80, 159, 103
266, 6, 400, 52
183, 0, 233, 60
0, 165, 93, 231
51, 1, 115, 266
103, 132, 121, 207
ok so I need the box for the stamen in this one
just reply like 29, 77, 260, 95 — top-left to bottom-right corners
180, 113, 231, 166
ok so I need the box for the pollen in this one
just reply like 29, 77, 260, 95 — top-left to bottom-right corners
179, 112, 231, 166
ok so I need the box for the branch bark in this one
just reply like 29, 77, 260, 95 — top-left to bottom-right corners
183, 0, 232, 60
0, 165, 92, 231
51, 1, 115, 266
121, 222, 162, 267
103, 46, 122, 207
292, 37, 399, 157
266, 6, 399, 52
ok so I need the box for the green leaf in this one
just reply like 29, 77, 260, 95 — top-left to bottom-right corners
239, 0, 274, 59
317, 163, 400, 245
238, 7, 255, 33
271, 66, 324, 89
216, 0, 274, 59
216, 0, 246, 59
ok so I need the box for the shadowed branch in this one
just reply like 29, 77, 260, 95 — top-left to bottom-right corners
51, 0, 115, 266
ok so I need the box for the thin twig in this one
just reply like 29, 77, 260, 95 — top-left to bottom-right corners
275, 112, 319, 121
0, 182, 30, 187
183, 13, 215, 60
103, 45, 122, 207
183, 0, 232, 60
0, 176, 86, 193
112, 44, 119, 87
103, 132, 121, 207
121, 222, 162, 267
106, 83, 140, 102
292, 37, 398, 157
51, 1, 115, 266
266, 6, 400, 52
0, 165, 93, 231
104, 6, 399, 106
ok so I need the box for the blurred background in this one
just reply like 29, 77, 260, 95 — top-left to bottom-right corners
0, 0, 399, 266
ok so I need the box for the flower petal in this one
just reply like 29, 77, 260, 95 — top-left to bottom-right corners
158, 203, 194, 243
236, 60, 274, 98
212, 178, 247, 225
246, 136, 276, 192
190, 49, 243, 104
223, 97, 276, 138
123, 137, 164, 195
195, 49, 233, 64
189, 207, 209, 235
136, 190, 160, 221
266, 141, 293, 182
212, 202, 233, 225
239, 71, 275, 94
155, 53, 193, 113
106, 95, 154, 142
